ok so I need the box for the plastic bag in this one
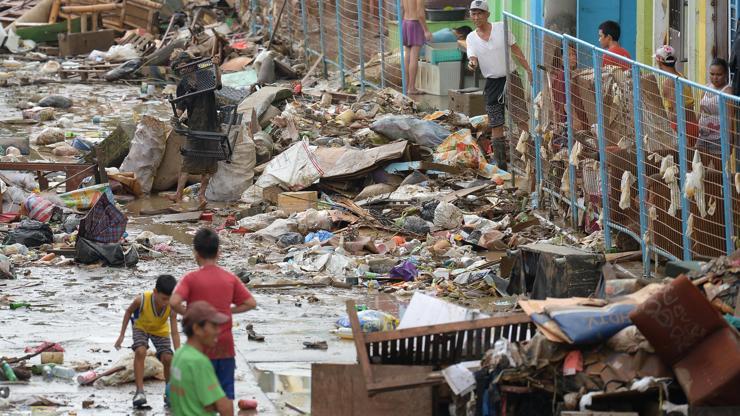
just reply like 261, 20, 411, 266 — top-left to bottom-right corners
22, 195, 59, 222
433, 201, 463, 229
98, 353, 163, 386
254, 218, 298, 241
619, 170, 635, 209
206, 123, 256, 201
6, 219, 53, 247
304, 230, 333, 243
32, 127, 65, 145
370, 115, 451, 148
58, 184, 113, 210
253, 139, 323, 191
75, 237, 138, 267
335, 310, 399, 333
295, 209, 332, 234
120, 116, 169, 194
684, 150, 706, 217
433, 129, 501, 178
277, 232, 303, 247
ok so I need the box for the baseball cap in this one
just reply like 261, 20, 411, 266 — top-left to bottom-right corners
469, 0, 489, 12
183, 301, 229, 329
654, 45, 677, 64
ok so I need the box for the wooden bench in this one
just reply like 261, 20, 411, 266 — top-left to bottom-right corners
346, 300, 535, 394
0, 162, 105, 191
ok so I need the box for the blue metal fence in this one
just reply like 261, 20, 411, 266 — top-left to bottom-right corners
505, 12, 740, 275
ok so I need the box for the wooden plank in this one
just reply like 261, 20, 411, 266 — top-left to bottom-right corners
414, 336, 422, 365
483, 326, 492, 351
48, 0, 62, 23
61, 3, 119, 12
151, 211, 203, 223
366, 370, 443, 394
346, 300, 375, 389
363, 313, 531, 343
311, 363, 433, 416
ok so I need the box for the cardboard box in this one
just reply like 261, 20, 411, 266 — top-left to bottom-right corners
277, 191, 317, 214
448, 88, 486, 116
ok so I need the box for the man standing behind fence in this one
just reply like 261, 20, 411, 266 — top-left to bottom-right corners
401, 0, 432, 95
598, 20, 631, 70
466, 0, 531, 171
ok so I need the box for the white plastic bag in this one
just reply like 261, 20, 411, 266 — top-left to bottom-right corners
619, 170, 635, 209
433, 201, 463, 230
253, 139, 323, 191
205, 122, 256, 201
120, 116, 169, 194
684, 150, 706, 217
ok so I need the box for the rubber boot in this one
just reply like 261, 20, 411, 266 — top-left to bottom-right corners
492, 139, 508, 171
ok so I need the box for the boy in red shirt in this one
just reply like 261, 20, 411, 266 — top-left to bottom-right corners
598, 20, 631, 70
170, 227, 257, 399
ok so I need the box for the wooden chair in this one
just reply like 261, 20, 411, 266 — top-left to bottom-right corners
346, 300, 535, 394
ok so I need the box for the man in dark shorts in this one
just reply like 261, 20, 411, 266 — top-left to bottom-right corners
401, 0, 431, 94
169, 50, 222, 208
466, 0, 532, 171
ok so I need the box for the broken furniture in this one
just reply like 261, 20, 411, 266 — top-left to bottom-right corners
346, 300, 534, 394
629, 275, 740, 406
506, 243, 605, 299
0, 162, 105, 191
60, 2, 120, 33
169, 58, 237, 163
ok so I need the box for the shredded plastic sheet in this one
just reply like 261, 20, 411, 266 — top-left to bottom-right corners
569, 141, 582, 166
735, 173, 740, 194
684, 150, 706, 217
619, 171, 635, 209
560, 166, 570, 194
686, 213, 695, 238
515, 130, 529, 155
659, 155, 681, 216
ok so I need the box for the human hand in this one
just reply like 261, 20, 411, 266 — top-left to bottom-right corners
424, 31, 432, 42
114, 335, 124, 351
212, 55, 221, 66
468, 59, 478, 72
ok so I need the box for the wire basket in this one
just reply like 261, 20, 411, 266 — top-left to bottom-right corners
170, 57, 218, 104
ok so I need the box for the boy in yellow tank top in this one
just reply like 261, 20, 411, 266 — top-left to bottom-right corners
114, 275, 180, 408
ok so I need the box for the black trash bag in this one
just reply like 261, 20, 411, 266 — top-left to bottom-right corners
402, 215, 430, 235
277, 232, 303, 248
420, 200, 440, 222
75, 237, 139, 267
104, 59, 142, 82
6, 219, 53, 247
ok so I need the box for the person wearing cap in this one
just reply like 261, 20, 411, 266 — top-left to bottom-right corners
169, 301, 233, 416
655, 45, 699, 146
465, 0, 532, 171
598, 20, 631, 70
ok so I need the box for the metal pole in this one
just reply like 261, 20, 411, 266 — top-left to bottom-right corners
631, 65, 650, 277
674, 77, 691, 260
396, 0, 406, 95
378, 0, 386, 88
592, 49, 612, 250
718, 96, 735, 254
268, 0, 274, 36
563, 37, 577, 226
317, 0, 328, 77
250, 0, 257, 34
357, 0, 366, 94
335, 1, 346, 88
299, 0, 309, 66
530, 26, 542, 208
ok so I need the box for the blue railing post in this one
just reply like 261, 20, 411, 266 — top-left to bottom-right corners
317, 0, 328, 77
268, 0, 274, 36
335, 1, 346, 88
357, 0, 366, 94
632, 65, 650, 276
718, 96, 735, 254
527, 25, 542, 208
674, 77, 691, 260
562, 38, 577, 226
592, 49, 612, 250
396, 0, 406, 95
378, 0, 386, 88
250, 0, 257, 34
299, 0, 309, 65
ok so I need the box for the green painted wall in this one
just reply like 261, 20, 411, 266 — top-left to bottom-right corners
636, 0, 654, 64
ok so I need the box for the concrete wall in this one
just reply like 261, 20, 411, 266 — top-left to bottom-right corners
544, 0, 576, 35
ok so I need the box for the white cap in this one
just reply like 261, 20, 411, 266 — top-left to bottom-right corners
469, 0, 489, 12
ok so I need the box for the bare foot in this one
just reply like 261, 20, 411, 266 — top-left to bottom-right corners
166, 193, 182, 203
407, 89, 423, 95
198, 197, 207, 210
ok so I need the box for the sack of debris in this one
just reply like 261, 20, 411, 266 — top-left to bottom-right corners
336, 310, 399, 333
74, 237, 139, 267
6, 219, 53, 247
120, 116, 170, 194
205, 123, 256, 202
370, 115, 451, 148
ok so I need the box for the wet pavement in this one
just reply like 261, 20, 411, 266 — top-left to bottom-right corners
0, 216, 361, 415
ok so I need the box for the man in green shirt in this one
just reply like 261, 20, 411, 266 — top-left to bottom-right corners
170, 301, 233, 416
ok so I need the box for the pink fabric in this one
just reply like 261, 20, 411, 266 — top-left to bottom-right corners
402, 19, 425, 47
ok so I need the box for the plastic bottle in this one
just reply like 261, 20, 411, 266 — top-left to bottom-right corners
1, 362, 17, 381
238, 399, 258, 410
42, 365, 53, 381
9, 302, 30, 310
76, 370, 97, 384
51, 366, 76, 379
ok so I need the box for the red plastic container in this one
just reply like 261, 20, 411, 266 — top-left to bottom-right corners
200, 212, 213, 222
238, 399, 258, 410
